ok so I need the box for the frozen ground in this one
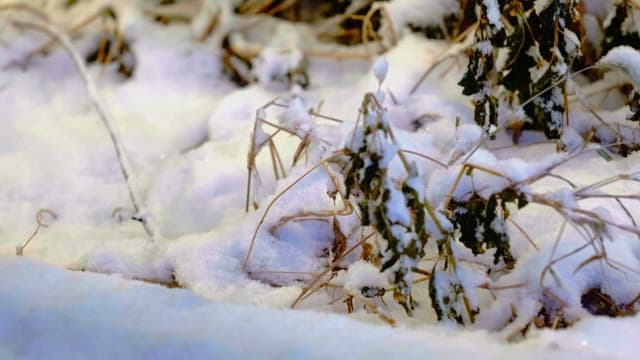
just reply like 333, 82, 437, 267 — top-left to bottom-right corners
1, 1, 640, 358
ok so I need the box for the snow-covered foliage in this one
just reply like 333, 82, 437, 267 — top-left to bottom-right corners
459, 0, 582, 139
602, 0, 640, 55
459, 0, 505, 136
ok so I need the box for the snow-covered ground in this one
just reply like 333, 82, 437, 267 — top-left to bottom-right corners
3, 254, 635, 360
1, 0, 640, 358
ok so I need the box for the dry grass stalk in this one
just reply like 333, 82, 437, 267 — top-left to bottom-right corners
244, 154, 345, 270
5, 9, 160, 241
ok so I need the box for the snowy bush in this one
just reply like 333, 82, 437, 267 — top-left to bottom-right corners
459, 0, 582, 139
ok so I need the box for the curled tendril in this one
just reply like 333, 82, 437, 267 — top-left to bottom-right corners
16, 208, 58, 256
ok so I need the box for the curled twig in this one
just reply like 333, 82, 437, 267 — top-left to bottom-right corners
16, 209, 58, 256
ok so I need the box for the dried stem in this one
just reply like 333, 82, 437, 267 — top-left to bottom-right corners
442, 163, 509, 211
16, 209, 57, 256
348, 290, 397, 326
244, 154, 341, 270
291, 231, 376, 309
398, 149, 448, 169
11, 17, 160, 241
509, 219, 539, 251
410, 23, 477, 95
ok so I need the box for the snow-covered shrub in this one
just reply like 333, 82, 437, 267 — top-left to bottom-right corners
340, 91, 430, 312
333, 65, 525, 323
448, 188, 527, 266
457, 0, 640, 144
460, 0, 582, 139
525, 0, 581, 138
458, 0, 504, 136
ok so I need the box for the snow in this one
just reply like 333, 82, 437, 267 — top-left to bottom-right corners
583, 0, 615, 20
560, 126, 584, 152
386, 0, 459, 34
475, 40, 494, 56
373, 56, 388, 85
598, 46, 640, 89
483, 0, 504, 30
534, 0, 553, 15
3, 255, 622, 360
2, 1, 640, 359
340, 260, 389, 294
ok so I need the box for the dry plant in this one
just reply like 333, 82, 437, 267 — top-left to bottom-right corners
7, 0, 640, 335
16, 209, 58, 256
241, 82, 640, 328
196, 0, 402, 87
245, 96, 343, 212
406, 0, 640, 149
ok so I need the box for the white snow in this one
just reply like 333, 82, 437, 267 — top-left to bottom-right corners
598, 46, 640, 89
373, 56, 389, 85
386, 0, 459, 34
484, 0, 504, 30
2, 1, 640, 359
534, 0, 553, 15
3, 255, 624, 360
341, 260, 389, 294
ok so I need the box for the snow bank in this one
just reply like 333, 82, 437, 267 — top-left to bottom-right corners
0, 256, 619, 360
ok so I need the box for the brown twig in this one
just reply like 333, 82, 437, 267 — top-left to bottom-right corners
244, 154, 342, 270
291, 231, 376, 308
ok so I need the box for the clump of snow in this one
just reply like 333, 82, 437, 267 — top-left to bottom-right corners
546, 188, 579, 212
598, 46, 640, 88
278, 96, 313, 138
383, 178, 411, 225
252, 23, 304, 89
207, 86, 274, 141
534, 0, 553, 15
484, 0, 504, 29
373, 56, 388, 85
582, 13, 604, 49
582, 0, 615, 20
341, 260, 390, 295
475, 40, 494, 56
253, 47, 303, 87
146, 142, 246, 238
560, 126, 584, 152
386, 0, 459, 34
454, 124, 483, 154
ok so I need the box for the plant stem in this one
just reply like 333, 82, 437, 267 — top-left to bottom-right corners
12, 18, 160, 241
